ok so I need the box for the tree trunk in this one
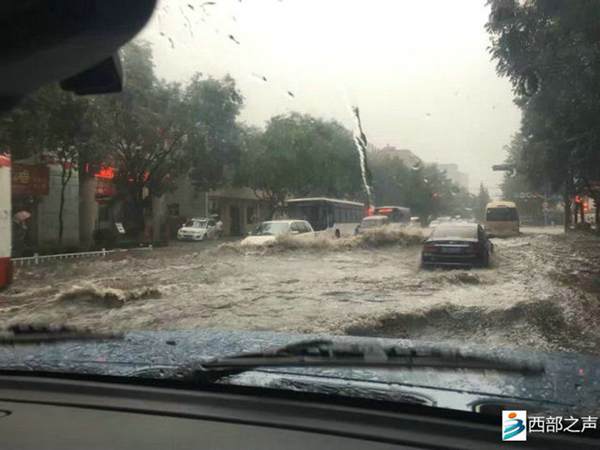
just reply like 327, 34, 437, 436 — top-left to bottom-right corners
123, 184, 146, 239
564, 178, 572, 233
58, 166, 73, 245
267, 200, 277, 220
58, 183, 65, 245
79, 172, 97, 250
152, 195, 165, 244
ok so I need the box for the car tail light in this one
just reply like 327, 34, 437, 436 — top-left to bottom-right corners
423, 244, 438, 252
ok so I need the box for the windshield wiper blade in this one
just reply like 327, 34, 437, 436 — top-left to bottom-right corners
195, 339, 545, 382
0, 324, 123, 345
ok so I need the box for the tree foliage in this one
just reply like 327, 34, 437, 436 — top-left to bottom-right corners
1, 40, 248, 239
487, 0, 600, 208
237, 113, 363, 213
0, 84, 96, 242
184, 74, 244, 190
94, 41, 245, 232
370, 150, 472, 223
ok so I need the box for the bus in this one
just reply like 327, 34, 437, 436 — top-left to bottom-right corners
285, 197, 365, 238
374, 206, 411, 224
484, 201, 520, 237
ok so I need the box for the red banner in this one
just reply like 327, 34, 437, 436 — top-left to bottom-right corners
12, 164, 49, 196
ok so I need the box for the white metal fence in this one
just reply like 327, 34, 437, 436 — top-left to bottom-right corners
11, 246, 153, 267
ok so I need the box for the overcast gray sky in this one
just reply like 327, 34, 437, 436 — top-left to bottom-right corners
139, 0, 521, 195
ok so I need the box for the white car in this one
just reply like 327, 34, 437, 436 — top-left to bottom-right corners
241, 220, 314, 246
177, 218, 218, 241
355, 215, 390, 234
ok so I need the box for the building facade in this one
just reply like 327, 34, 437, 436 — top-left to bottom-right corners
166, 183, 270, 237
12, 160, 79, 253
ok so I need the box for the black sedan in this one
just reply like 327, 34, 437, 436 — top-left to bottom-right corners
421, 222, 492, 268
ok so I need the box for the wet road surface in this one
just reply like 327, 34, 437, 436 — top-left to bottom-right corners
2, 226, 600, 355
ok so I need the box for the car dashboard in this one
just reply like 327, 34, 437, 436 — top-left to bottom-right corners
0, 374, 597, 450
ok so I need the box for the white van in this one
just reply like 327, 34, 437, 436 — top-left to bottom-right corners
484, 201, 520, 237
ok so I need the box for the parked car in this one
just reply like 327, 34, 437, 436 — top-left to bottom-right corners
241, 220, 315, 246
421, 222, 493, 268
177, 218, 218, 241
355, 215, 390, 234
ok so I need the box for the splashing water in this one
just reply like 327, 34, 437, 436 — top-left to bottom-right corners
351, 106, 374, 207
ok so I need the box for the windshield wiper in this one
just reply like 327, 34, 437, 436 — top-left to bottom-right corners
0, 324, 123, 345
194, 339, 545, 382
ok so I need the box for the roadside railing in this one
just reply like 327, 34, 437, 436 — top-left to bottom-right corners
11, 246, 153, 267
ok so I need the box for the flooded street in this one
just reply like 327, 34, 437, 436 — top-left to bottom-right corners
2, 226, 600, 355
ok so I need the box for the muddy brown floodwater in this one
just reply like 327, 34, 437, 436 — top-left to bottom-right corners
1, 226, 600, 355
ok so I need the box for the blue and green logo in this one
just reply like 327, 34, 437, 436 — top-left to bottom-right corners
502, 411, 527, 441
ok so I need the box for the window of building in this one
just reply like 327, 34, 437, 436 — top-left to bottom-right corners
247, 206, 255, 224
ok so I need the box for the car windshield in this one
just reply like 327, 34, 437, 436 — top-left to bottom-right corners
2, 0, 600, 417
253, 222, 290, 236
431, 225, 477, 239
185, 220, 207, 228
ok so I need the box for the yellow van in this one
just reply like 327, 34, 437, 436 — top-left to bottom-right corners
484, 201, 520, 237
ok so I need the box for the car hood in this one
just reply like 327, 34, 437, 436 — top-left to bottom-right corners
0, 330, 598, 415
179, 227, 206, 233
241, 235, 277, 245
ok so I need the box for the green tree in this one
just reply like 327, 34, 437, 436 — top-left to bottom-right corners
370, 151, 465, 224
486, 0, 600, 230
0, 89, 55, 161
96, 41, 246, 237
183, 74, 244, 191
370, 152, 411, 207
95, 42, 187, 234
237, 113, 362, 216
0, 84, 94, 244
44, 88, 95, 244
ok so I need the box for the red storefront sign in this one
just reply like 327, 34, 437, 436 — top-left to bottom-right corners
12, 164, 49, 196
95, 166, 115, 180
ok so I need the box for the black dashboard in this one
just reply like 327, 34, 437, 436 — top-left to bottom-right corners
0, 374, 596, 450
